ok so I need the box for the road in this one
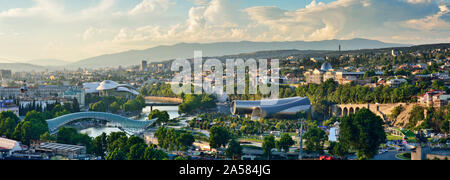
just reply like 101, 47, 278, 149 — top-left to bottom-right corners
348, 150, 403, 160
372, 150, 402, 160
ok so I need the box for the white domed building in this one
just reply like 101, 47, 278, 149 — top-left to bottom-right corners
320, 62, 333, 72
83, 80, 139, 98
304, 62, 335, 84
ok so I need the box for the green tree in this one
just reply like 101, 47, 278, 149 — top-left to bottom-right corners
209, 126, 231, 150
24, 111, 49, 140
339, 108, 386, 160
56, 126, 93, 149
174, 156, 187, 160
328, 142, 349, 159
55, 110, 70, 118
92, 133, 108, 158
178, 133, 195, 151
303, 127, 327, 156
179, 94, 216, 114
109, 102, 121, 113
225, 139, 243, 160
72, 98, 80, 112
391, 105, 405, 119
408, 106, 425, 129
0, 111, 20, 138
149, 109, 170, 125
56, 126, 78, 144
0, 117, 17, 138
106, 148, 127, 160
143, 145, 168, 160
19, 121, 33, 145
276, 133, 295, 153
127, 143, 147, 160
441, 119, 449, 134
90, 101, 107, 112
40, 132, 55, 142
0, 111, 20, 122
262, 135, 275, 160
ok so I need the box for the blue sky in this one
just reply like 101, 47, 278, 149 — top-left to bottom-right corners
0, 0, 448, 62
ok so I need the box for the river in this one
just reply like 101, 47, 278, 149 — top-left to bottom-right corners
80, 105, 180, 138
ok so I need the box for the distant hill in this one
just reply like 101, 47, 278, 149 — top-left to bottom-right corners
217, 49, 332, 60
27, 59, 68, 66
1, 42, 447, 72
0, 63, 50, 72
68, 38, 410, 69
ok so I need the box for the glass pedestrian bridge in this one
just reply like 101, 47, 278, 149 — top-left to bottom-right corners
46, 112, 154, 133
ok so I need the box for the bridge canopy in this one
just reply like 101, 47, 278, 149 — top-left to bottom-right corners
46, 112, 154, 132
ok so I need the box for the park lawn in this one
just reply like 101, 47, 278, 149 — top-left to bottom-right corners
396, 152, 411, 160
386, 134, 403, 141
239, 137, 264, 143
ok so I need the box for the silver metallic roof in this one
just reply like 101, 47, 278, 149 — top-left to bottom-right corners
232, 97, 311, 119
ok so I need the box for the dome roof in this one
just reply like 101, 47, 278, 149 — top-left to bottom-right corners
96, 80, 119, 91
320, 62, 333, 71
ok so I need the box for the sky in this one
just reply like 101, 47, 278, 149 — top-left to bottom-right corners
0, 0, 449, 62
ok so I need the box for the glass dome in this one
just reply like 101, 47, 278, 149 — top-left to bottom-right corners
320, 62, 333, 71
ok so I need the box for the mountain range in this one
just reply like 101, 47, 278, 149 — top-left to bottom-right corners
68, 38, 409, 69
0, 38, 412, 71
27, 59, 69, 66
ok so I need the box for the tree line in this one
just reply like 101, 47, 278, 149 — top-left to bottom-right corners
0, 111, 49, 145
179, 94, 216, 114
89, 95, 146, 114
139, 83, 179, 98
260, 108, 386, 160
19, 98, 80, 117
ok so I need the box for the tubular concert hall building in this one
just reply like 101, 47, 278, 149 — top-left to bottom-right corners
231, 97, 311, 120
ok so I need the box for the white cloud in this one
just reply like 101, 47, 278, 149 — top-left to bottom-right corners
244, 0, 447, 41
403, 4, 450, 31
129, 0, 175, 15
0, 0, 64, 20
407, 0, 433, 4
0, 0, 448, 61
80, 0, 117, 18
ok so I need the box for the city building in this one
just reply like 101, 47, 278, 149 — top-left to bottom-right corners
33, 142, 86, 159
304, 62, 383, 85
392, 50, 399, 57
0, 85, 73, 99
150, 63, 168, 72
83, 80, 139, 98
418, 90, 448, 107
415, 73, 450, 81
310, 57, 325, 63
0, 69, 12, 80
34, 85, 72, 98
0, 99, 19, 117
304, 69, 324, 84
411, 146, 450, 160
140, 60, 148, 71
320, 62, 333, 72
0, 137, 24, 157
387, 78, 407, 88
0, 87, 21, 98
63, 88, 85, 107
